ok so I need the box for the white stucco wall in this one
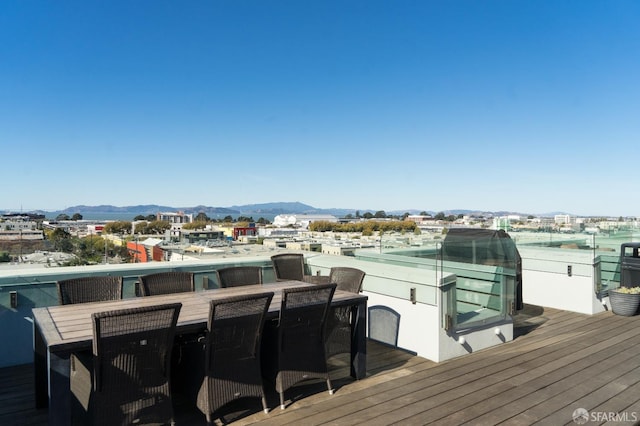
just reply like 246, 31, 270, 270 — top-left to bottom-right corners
519, 247, 606, 315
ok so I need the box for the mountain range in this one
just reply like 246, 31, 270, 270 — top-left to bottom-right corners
1, 202, 560, 218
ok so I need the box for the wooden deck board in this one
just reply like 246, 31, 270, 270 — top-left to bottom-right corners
2, 305, 640, 426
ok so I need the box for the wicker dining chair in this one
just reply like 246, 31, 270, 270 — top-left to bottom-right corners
70, 303, 182, 426
215, 266, 263, 288
197, 292, 274, 424
270, 253, 305, 282
274, 283, 337, 409
138, 271, 195, 296
57, 276, 123, 305
325, 267, 366, 359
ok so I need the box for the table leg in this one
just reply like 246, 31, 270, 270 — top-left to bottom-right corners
48, 350, 72, 426
33, 322, 48, 408
350, 301, 367, 379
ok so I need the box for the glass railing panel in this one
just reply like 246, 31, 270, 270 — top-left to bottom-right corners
378, 230, 516, 331
512, 230, 639, 298
376, 227, 640, 326
592, 231, 640, 294
0, 259, 276, 367
441, 230, 518, 330
0, 281, 56, 367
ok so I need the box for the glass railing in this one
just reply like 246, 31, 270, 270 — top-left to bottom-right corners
375, 227, 640, 328
512, 230, 640, 296
0, 258, 274, 368
402, 228, 639, 322
375, 231, 518, 331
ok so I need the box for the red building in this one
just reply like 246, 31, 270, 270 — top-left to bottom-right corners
233, 226, 257, 240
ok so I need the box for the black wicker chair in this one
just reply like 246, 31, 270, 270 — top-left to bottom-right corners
70, 303, 182, 426
274, 284, 337, 409
196, 292, 274, 424
138, 271, 195, 296
215, 266, 263, 288
330, 267, 366, 293
57, 276, 123, 305
270, 253, 305, 282
325, 267, 366, 359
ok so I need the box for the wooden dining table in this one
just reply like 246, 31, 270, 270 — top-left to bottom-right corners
32, 280, 367, 426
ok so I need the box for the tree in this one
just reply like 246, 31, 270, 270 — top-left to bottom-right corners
222, 215, 234, 223
256, 217, 270, 225
195, 212, 210, 222
133, 214, 156, 221
182, 221, 208, 230
419, 211, 429, 216
56, 214, 70, 221
77, 235, 105, 263
363, 212, 373, 219
71, 213, 83, 221
134, 221, 148, 234
146, 220, 171, 234
374, 210, 387, 218
135, 220, 171, 234
362, 223, 374, 236
103, 221, 132, 235
434, 212, 446, 220
355, 210, 361, 218
402, 212, 410, 220
49, 228, 73, 252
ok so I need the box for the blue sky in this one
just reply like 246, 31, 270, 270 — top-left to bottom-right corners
2, 1, 639, 216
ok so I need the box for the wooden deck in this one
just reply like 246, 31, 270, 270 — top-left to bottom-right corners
2, 305, 640, 425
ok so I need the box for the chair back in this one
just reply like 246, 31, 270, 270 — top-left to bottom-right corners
329, 267, 366, 293
216, 266, 263, 288
91, 303, 182, 425
204, 292, 274, 370
271, 253, 305, 281
197, 292, 274, 417
279, 284, 337, 349
138, 271, 195, 296
274, 284, 337, 401
368, 305, 401, 347
57, 276, 123, 305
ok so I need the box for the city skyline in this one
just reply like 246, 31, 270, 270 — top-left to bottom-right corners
2, 1, 639, 216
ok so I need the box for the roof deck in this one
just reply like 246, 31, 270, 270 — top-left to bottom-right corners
3, 304, 640, 425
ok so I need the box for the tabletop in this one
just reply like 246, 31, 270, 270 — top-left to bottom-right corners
32, 280, 367, 353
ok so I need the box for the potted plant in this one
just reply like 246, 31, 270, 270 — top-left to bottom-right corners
608, 286, 640, 316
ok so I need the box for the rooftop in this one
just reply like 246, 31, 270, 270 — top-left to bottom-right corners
3, 304, 640, 425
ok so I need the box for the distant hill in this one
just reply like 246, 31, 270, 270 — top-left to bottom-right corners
231, 202, 359, 217
51, 202, 360, 218
53, 205, 239, 216
1, 203, 572, 219
231, 202, 317, 215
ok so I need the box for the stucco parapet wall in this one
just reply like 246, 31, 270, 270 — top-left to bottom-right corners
518, 246, 598, 277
